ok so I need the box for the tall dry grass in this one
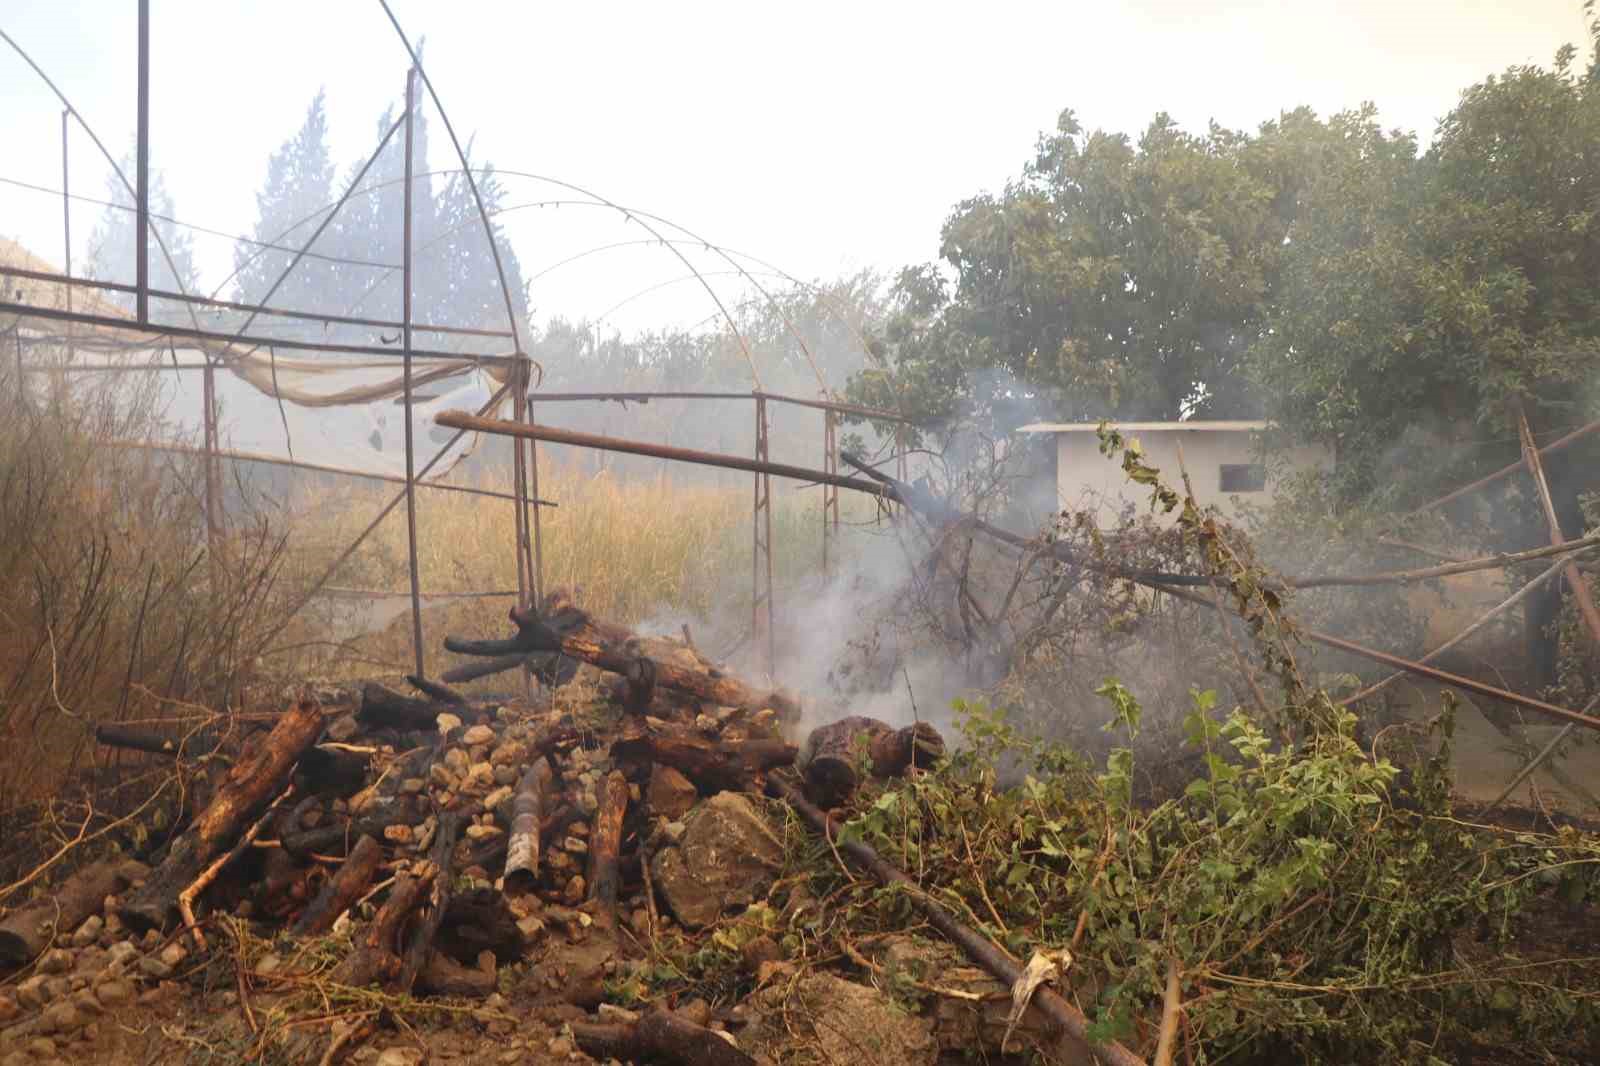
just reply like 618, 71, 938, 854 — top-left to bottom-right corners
270, 462, 883, 681
0, 350, 301, 840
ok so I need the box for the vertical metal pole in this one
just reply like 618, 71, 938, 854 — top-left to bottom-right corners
60, 110, 73, 362
201, 357, 221, 566
753, 396, 775, 677
822, 408, 838, 575
894, 424, 909, 517
135, 0, 149, 324
402, 68, 426, 678
528, 399, 544, 605
511, 368, 534, 699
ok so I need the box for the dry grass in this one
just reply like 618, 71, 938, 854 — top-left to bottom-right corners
0, 350, 301, 836
270, 463, 882, 681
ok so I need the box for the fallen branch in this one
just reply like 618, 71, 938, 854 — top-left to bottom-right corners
120, 699, 324, 933
769, 777, 1148, 1066
292, 834, 384, 937
179, 786, 296, 950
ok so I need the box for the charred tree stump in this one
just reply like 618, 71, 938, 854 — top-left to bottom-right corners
611, 722, 797, 794
800, 716, 946, 808
398, 812, 463, 994
587, 770, 629, 926
120, 699, 324, 933
0, 858, 148, 966
503, 757, 551, 895
570, 1006, 757, 1066
291, 834, 384, 937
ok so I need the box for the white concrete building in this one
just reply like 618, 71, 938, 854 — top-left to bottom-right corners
1018, 421, 1332, 525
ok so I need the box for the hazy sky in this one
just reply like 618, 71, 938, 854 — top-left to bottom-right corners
1, 1, 1591, 337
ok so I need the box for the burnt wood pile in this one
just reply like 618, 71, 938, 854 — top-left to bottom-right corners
0, 590, 952, 1064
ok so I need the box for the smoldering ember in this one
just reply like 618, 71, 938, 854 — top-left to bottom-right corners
3, 5, 1600, 1066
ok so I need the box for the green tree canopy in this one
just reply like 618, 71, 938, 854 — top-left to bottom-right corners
1249, 42, 1600, 511
847, 107, 1342, 434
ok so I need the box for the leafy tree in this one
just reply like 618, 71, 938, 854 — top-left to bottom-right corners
1249, 45, 1600, 516
233, 90, 337, 315
846, 108, 1335, 436
84, 151, 200, 322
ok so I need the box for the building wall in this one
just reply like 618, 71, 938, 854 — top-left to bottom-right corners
1054, 428, 1331, 525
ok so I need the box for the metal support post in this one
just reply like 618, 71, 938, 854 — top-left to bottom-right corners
60, 110, 73, 361
822, 409, 839, 575
527, 396, 544, 605
201, 356, 221, 566
511, 365, 535, 698
753, 396, 776, 676
402, 67, 426, 678
135, 0, 149, 324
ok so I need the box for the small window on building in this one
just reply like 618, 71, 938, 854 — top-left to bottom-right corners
1219, 463, 1266, 493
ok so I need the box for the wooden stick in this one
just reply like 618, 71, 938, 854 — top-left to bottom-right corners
770, 778, 1148, 1066
503, 757, 550, 895
1153, 957, 1182, 1066
178, 786, 295, 950
587, 770, 628, 927
291, 835, 384, 937
398, 812, 463, 994
121, 699, 323, 933
1341, 555, 1569, 705
1407, 416, 1600, 517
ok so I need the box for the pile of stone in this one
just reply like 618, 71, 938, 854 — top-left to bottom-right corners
0, 592, 949, 1066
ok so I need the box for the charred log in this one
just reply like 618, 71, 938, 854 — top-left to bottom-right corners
503, 757, 551, 895
0, 859, 148, 966
291, 834, 383, 937
587, 769, 629, 926
800, 716, 946, 808
120, 699, 323, 933
398, 812, 463, 994
612, 722, 797, 794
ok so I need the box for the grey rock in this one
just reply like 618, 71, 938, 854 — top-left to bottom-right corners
92, 979, 134, 1008
38, 1001, 82, 1035
649, 792, 783, 929
15, 976, 50, 1010
136, 956, 173, 980
69, 916, 103, 948
36, 949, 72, 975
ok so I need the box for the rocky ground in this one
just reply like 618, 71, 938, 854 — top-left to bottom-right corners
0, 619, 1039, 1066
